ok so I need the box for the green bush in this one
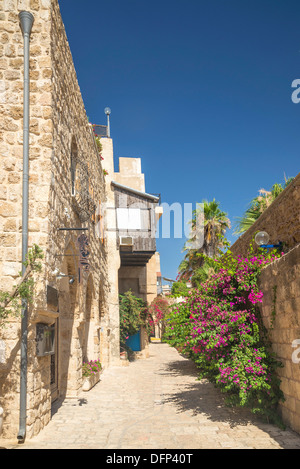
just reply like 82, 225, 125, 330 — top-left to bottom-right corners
119, 290, 149, 348
171, 281, 190, 298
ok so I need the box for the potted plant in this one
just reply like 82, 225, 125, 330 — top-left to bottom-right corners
82, 360, 102, 391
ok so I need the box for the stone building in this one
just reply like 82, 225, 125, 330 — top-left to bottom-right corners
0, 0, 119, 440
97, 132, 163, 357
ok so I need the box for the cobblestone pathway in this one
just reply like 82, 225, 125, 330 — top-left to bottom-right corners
2, 343, 300, 449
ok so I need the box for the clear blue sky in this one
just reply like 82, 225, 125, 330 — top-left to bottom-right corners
59, 0, 300, 282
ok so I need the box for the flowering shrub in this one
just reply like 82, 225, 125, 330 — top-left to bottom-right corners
148, 297, 170, 336
0, 244, 43, 328
119, 290, 149, 348
82, 360, 102, 378
165, 244, 285, 426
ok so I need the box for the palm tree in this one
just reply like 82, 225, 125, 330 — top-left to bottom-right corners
178, 199, 230, 282
178, 249, 201, 282
234, 177, 294, 236
202, 199, 231, 258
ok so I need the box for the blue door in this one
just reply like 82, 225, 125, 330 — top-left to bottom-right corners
126, 329, 141, 351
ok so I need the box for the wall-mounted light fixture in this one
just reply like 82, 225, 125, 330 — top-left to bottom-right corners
254, 231, 282, 253
52, 269, 76, 284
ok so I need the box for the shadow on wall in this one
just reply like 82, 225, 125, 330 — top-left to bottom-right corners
57, 241, 78, 399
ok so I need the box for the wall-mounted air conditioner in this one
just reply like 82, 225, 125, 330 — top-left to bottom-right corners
120, 236, 133, 246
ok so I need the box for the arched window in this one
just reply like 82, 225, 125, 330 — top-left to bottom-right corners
71, 138, 78, 197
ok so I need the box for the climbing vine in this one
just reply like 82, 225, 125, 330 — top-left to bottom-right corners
0, 244, 44, 328
89, 121, 109, 177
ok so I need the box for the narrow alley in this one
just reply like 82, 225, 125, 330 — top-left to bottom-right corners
3, 343, 300, 450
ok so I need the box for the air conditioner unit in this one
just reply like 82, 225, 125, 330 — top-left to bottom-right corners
120, 236, 133, 246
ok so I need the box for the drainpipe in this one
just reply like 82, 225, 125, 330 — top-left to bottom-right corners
17, 11, 34, 443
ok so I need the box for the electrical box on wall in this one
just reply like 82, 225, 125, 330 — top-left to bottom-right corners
36, 323, 55, 357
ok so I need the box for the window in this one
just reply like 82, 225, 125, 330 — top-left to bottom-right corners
71, 138, 78, 196
71, 158, 77, 196
117, 208, 141, 230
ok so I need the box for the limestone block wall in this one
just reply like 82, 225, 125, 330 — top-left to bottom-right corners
101, 137, 121, 366
47, 0, 111, 390
0, 0, 53, 292
0, 0, 55, 440
114, 157, 145, 192
0, 0, 112, 440
258, 245, 300, 434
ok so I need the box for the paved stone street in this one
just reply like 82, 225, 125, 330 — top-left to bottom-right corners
2, 343, 300, 450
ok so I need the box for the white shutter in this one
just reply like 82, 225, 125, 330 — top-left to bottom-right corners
117, 208, 141, 230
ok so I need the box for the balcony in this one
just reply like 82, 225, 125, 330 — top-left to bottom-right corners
112, 181, 160, 266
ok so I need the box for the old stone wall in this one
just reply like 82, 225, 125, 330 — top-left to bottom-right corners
258, 245, 300, 434
230, 174, 300, 434
0, 0, 55, 440
47, 0, 110, 392
0, 0, 111, 440
0, 0, 53, 291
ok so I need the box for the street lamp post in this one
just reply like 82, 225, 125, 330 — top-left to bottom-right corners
254, 231, 282, 253
104, 107, 111, 137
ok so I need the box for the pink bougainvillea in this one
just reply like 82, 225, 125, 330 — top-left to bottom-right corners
165, 246, 285, 426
